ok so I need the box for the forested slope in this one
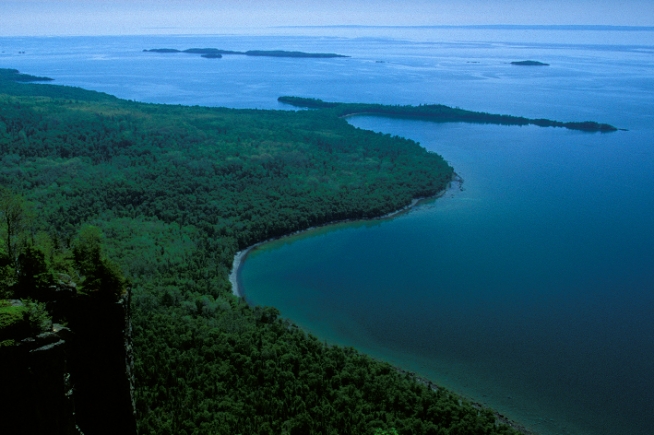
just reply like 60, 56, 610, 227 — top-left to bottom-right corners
0, 69, 522, 435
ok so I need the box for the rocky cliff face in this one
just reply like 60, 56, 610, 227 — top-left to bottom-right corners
0, 291, 136, 435
0, 325, 82, 435
66, 291, 137, 435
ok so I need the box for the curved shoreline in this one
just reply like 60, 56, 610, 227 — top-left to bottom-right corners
227, 170, 538, 435
229, 173, 463, 298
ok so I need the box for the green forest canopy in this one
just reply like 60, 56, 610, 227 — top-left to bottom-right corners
0, 68, 527, 435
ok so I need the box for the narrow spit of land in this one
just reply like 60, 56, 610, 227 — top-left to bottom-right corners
278, 96, 619, 132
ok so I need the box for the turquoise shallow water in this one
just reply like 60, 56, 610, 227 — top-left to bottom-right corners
2, 27, 653, 435
241, 118, 654, 435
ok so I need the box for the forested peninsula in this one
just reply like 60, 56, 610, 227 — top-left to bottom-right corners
278, 97, 618, 132
277, 97, 618, 133
144, 48, 349, 59
0, 68, 526, 435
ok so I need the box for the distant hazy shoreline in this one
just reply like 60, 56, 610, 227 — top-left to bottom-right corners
144, 48, 349, 59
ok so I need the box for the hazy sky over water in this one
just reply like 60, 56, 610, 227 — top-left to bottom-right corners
1, 0, 653, 36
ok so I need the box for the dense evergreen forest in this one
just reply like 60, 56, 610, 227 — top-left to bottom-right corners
278, 96, 618, 132
0, 68, 525, 435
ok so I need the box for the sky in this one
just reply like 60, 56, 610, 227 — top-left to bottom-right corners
1, 0, 653, 36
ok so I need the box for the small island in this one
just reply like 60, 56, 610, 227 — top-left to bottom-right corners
511, 60, 549, 66
144, 48, 349, 59
278, 96, 618, 132
142, 48, 181, 53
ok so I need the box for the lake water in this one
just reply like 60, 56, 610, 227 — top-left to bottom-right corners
1, 27, 653, 435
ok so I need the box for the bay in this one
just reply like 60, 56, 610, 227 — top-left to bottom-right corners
2, 27, 653, 435
242, 119, 654, 435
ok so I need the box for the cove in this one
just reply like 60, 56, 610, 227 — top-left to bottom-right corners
240, 117, 654, 435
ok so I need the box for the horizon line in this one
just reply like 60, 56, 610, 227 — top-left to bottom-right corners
276, 24, 654, 31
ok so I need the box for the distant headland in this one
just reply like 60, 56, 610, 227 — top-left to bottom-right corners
0, 68, 53, 82
511, 60, 549, 66
143, 48, 349, 59
278, 96, 619, 133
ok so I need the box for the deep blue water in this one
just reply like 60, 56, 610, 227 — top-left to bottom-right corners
2, 27, 653, 435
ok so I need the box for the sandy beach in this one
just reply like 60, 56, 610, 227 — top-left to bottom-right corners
229, 173, 463, 298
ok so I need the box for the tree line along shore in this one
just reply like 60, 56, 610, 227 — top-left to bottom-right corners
277, 96, 618, 132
